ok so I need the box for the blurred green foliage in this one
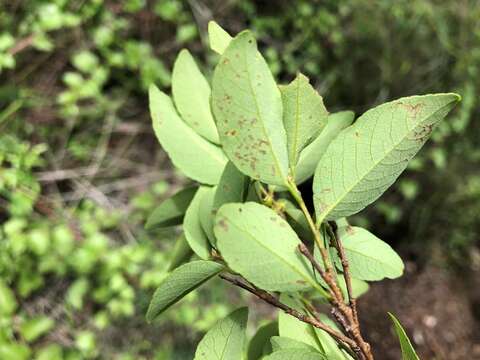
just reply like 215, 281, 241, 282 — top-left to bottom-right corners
1, 0, 479, 357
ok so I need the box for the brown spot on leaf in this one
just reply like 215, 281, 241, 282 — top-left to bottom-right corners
346, 225, 355, 235
218, 219, 228, 231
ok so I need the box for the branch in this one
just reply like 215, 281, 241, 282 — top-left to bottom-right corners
329, 222, 358, 323
219, 273, 360, 353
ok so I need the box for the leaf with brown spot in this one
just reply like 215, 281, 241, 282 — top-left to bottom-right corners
212, 31, 289, 186
214, 202, 328, 295
313, 93, 460, 222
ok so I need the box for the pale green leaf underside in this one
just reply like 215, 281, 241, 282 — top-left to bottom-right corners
146, 260, 223, 321
194, 307, 248, 360
214, 202, 324, 293
184, 186, 212, 259
314, 93, 460, 221
145, 186, 197, 229
278, 294, 323, 351
213, 161, 248, 211
212, 31, 289, 186
388, 313, 421, 360
312, 314, 352, 360
280, 73, 328, 168
335, 226, 404, 281
167, 233, 194, 271
270, 336, 318, 352
295, 111, 355, 184
172, 49, 219, 143
208, 21, 233, 55
199, 185, 217, 246
264, 349, 327, 360
149, 85, 227, 185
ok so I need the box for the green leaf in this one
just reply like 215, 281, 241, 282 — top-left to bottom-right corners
282, 199, 311, 240
0, 343, 31, 360
149, 85, 227, 185
337, 276, 369, 299
270, 336, 318, 352
214, 202, 326, 294
335, 226, 404, 281
145, 186, 197, 229
167, 233, 193, 271
313, 94, 460, 221
211, 31, 289, 186
146, 260, 223, 322
172, 49, 219, 143
199, 185, 217, 245
247, 321, 278, 360
19, 316, 55, 342
312, 314, 352, 360
194, 307, 248, 360
213, 161, 249, 211
295, 111, 355, 184
388, 313, 420, 360
264, 349, 326, 360
278, 294, 322, 351
208, 21, 233, 55
280, 73, 328, 168
184, 187, 212, 259
0, 280, 17, 316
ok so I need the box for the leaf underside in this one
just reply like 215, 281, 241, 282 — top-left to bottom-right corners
313, 93, 460, 221
194, 307, 248, 360
146, 260, 223, 322
212, 31, 289, 186
149, 85, 227, 185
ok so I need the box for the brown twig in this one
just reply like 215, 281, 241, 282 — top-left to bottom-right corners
219, 273, 360, 353
329, 221, 359, 324
328, 222, 373, 360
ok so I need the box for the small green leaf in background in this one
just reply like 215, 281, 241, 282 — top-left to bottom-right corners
172, 49, 219, 143
145, 186, 197, 229
270, 336, 318, 352
295, 111, 355, 184
208, 21, 232, 55
149, 85, 227, 185
0, 280, 17, 315
199, 186, 217, 245
214, 202, 325, 294
314, 93, 460, 222
335, 225, 404, 281
212, 31, 289, 186
146, 260, 223, 322
388, 313, 421, 360
264, 349, 327, 360
35, 344, 63, 360
183, 187, 213, 259
247, 321, 278, 360
19, 316, 55, 342
0, 343, 31, 360
167, 233, 193, 271
194, 307, 248, 360
280, 73, 328, 168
